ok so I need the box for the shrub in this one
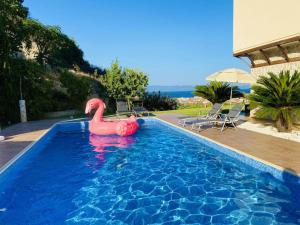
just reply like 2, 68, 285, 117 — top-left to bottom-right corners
144, 92, 178, 111
0, 59, 53, 125
249, 70, 300, 132
193, 81, 242, 103
59, 71, 91, 109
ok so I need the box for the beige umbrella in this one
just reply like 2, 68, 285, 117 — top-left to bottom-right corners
206, 68, 257, 104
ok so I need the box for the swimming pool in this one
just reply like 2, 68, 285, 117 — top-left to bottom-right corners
0, 118, 299, 224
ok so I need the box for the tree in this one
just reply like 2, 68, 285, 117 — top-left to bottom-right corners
0, 59, 54, 124
48, 34, 82, 68
122, 68, 148, 107
193, 81, 241, 104
100, 60, 149, 108
99, 60, 123, 99
0, 0, 28, 68
23, 19, 103, 73
249, 71, 300, 132
23, 19, 63, 65
0, 1, 105, 125
0, 0, 28, 125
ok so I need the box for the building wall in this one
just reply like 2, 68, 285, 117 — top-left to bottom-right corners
251, 61, 300, 79
233, 0, 300, 55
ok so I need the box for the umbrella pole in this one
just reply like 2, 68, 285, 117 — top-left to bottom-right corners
230, 86, 232, 107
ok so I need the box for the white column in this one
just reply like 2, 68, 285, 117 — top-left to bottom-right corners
19, 100, 27, 123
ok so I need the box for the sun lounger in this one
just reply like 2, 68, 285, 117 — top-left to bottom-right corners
132, 100, 149, 116
178, 103, 223, 127
116, 100, 132, 117
132, 106, 149, 116
191, 104, 243, 132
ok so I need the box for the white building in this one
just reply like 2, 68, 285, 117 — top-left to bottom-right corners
233, 0, 300, 78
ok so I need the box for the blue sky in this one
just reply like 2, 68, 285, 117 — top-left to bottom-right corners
24, 0, 248, 86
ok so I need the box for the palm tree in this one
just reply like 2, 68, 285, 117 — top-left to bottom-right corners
249, 70, 300, 132
193, 81, 242, 104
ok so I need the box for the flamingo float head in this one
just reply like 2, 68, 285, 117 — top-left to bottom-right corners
85, 98, 106, 114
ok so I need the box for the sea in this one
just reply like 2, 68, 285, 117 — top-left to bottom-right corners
149, 88, 251, 98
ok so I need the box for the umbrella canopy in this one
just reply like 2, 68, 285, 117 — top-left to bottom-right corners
206, 68, 256, 84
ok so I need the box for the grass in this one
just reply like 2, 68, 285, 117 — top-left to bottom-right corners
153, 107, 209, 116
152, 104, 232, 116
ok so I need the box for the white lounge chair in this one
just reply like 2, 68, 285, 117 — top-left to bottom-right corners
191, 104, 243, 132
178, 103, 223, 127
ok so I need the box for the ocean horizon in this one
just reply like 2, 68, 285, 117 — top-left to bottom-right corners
148, 88, 250, 98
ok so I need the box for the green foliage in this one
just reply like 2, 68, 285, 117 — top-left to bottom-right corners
23, 19, 81, 68
193, 81, 242, 104
249, 70, 300, 132
0, 0, 28, 68
122, 68, 148, 108
100, 60, 149, 108
22, 19, 105, 75
0, 59, 53, 124
0, 1, 105, 126
59, 71, 92, 109
100, 60, 123, 99
50, 36, 84, 69
144, 92, 178, 111
23, 19, 60, 65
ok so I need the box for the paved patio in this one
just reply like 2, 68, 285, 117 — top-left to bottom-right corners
157, 114, 300, 176
0, 119, 61, 170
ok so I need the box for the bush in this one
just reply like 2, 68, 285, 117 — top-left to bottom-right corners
59, 71, 91, 109
144, 92, 178, 111
249, 70, 300, 132
0, 59, 54, 125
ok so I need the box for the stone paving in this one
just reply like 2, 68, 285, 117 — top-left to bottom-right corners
0, 119, 61, 170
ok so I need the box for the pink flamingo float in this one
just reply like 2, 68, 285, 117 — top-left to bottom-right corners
85, 98, 139, 136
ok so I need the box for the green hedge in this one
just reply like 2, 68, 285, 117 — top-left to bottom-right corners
144, 92, 178, 111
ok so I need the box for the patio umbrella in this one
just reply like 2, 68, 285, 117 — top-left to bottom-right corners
206, 68, 256, 102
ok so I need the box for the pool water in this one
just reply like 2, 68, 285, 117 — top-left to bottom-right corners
0, 120, 300, 224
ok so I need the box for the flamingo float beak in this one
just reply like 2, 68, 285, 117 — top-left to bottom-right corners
85, 104, 91, 114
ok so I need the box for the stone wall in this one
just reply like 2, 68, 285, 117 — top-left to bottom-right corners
251, 61, 300, 79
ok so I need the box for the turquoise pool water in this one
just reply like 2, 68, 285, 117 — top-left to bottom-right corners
0, 119, 299, 224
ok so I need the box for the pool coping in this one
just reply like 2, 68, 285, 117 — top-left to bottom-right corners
0, 117, 299, 182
